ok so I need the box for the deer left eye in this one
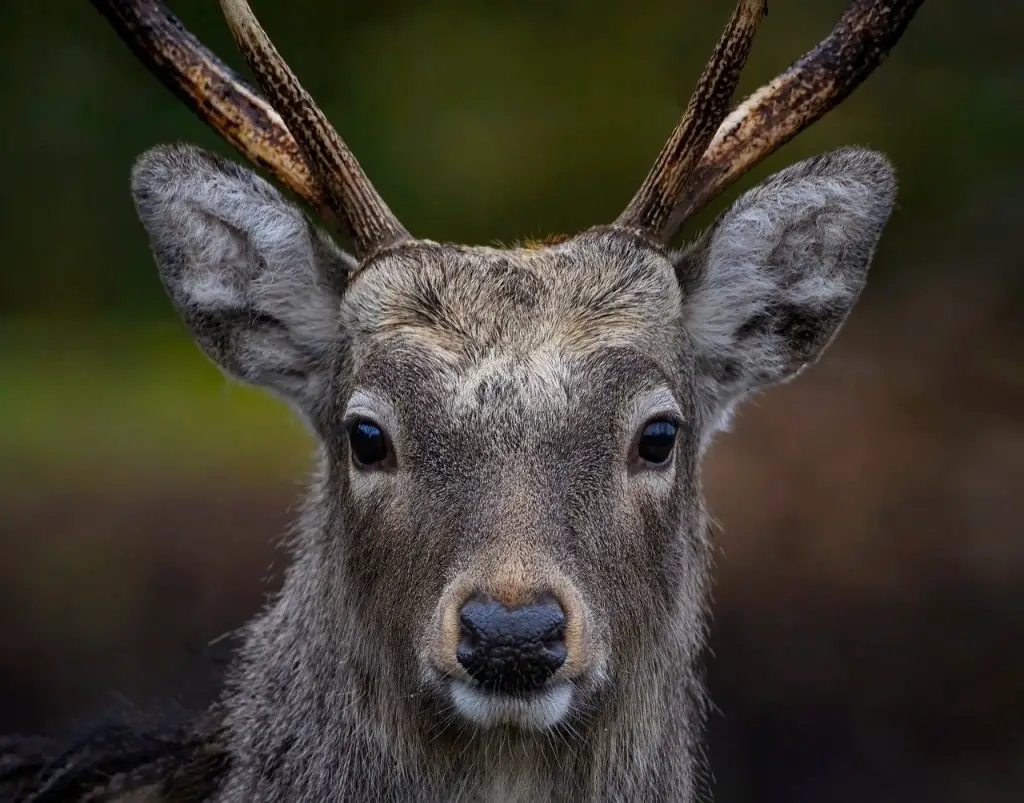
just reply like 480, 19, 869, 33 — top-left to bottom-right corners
348, 419, 390, 468
636, 420, 678, 465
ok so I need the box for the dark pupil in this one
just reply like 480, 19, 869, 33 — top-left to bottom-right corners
638, 420, 677, 464
349, 421, 387, 465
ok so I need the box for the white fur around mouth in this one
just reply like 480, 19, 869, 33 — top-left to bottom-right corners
450, 680, 573, 730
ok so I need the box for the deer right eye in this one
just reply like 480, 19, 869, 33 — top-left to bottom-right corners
348, 420, 390, 468
635, 419, 678, 466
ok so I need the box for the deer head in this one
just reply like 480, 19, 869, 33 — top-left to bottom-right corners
92, 0, 923, 797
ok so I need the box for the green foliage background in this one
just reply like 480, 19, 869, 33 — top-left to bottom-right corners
0, 0, 1018, 484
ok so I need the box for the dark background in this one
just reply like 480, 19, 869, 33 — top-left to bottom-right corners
1, 1, 1021, 801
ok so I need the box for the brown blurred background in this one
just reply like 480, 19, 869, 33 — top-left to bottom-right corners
1, 1, 1021, 801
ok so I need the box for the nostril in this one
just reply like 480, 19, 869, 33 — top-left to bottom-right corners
456, 592, 568, 694
456, 596, 488, 661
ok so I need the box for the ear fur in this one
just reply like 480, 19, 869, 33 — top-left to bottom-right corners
131, 143, 354, 422
673, 147, 897, 434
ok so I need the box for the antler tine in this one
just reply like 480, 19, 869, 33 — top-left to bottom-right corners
91, 0, 334, 226
218, 0, 409, 258
616, 0, 768, 240
668, 0, 926, 233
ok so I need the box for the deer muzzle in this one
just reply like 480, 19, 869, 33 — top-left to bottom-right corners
424, 560, 601, 730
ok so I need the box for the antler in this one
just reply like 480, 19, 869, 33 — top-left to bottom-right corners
217, 0, 409, 256
91, 0, 409, 258
616, 0, 768, 238
618, 0, 926, 243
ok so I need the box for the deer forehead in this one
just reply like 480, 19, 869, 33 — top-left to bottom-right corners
340, 231, 684, 377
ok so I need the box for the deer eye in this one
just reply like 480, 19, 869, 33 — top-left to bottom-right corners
348, 419, 390, 468
636, 419, 678, 466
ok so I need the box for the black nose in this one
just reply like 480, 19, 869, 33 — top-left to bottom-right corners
456, 593, 567, 693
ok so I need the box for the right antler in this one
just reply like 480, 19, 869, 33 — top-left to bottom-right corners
616, 0, 767, 240
617, 0, 926, 243
91, 0, 409, 258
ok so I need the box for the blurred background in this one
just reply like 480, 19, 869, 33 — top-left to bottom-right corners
1, 1, 1021, 800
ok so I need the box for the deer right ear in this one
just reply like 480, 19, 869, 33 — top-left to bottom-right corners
674, 148, 896, 440
131, 144, 354, 422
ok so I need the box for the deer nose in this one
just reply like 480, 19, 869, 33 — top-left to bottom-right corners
456, 593, 567, 693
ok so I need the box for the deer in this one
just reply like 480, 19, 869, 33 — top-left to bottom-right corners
1, 0, 926, 800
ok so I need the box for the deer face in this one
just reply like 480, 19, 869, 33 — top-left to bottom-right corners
132, 142, 895, 732
337, 230, 693, 731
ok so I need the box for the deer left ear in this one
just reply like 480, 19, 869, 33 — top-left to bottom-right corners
674, 147, 897, 435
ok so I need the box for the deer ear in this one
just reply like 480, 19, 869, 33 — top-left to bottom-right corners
131, 144, 355, 423
674, 147, 896, 435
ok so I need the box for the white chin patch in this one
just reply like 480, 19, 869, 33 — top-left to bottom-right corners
450, 681, 573, 730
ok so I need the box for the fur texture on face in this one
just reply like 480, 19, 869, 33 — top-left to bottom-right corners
129, 142, 896, 801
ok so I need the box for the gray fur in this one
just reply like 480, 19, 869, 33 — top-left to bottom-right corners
674, 149, 896, 443
126, 142, 897, 802
131, 146, 354, 426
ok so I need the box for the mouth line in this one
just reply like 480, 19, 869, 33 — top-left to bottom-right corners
447, 678, 574, 730
453, 679, 570, 701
